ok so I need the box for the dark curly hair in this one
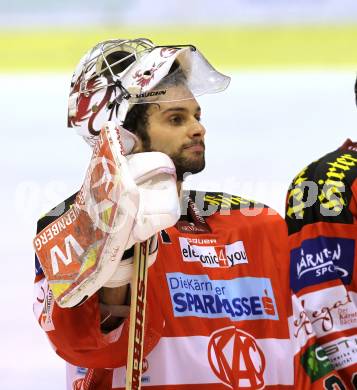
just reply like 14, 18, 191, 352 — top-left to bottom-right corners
122, 103, 151, 150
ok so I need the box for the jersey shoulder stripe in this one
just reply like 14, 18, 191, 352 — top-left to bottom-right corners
286, 148, 357, 234
189, 190, 267, 213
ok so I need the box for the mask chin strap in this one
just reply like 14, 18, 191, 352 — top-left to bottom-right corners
115, 78, 131, 100
113, 80, 144, 126
107, 78, 133, 124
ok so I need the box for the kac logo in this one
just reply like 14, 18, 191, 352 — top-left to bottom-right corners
208, 327, 265, 389
290, 236, 354, 293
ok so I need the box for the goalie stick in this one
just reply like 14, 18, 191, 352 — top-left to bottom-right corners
126, 239, 150, 390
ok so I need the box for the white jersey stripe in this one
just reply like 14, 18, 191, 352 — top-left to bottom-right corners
112, 336, 293, 388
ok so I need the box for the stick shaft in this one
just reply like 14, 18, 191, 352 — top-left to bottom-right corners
126, 240, 150, 390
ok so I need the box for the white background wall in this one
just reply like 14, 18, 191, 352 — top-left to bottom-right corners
1, 70, 357, 388
2, 0, 357, 27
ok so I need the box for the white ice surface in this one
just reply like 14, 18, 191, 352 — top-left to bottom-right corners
0, 71, 356, 389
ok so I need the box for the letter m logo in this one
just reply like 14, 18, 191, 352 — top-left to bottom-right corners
50, 235, 84, 275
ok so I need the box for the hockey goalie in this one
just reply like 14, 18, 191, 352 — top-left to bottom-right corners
33, 38, 344, 389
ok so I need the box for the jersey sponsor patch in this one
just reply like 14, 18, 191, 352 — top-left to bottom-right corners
290, 236, 354, 293
320, 334, 357, 371
179, 237, 248, 268
301, 343, 334, 382
293, 287, 357, 338
166, 273, 278, 321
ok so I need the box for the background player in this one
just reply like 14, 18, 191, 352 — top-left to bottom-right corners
286, 78, 357, 389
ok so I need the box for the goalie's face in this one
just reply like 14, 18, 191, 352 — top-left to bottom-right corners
143, 92, 206, 181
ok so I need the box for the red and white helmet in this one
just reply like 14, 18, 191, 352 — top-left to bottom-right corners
68, 38, 230, 147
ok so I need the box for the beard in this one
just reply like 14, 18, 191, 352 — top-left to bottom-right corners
168, 141, 206, 181
143, 139, 206, 181
169, 152, 205, 181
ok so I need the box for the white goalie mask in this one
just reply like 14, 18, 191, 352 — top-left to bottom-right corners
68, 38, 231, 147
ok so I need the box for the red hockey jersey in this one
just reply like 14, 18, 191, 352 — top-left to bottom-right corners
34, 191, 340, 389
286, 139, 357, 389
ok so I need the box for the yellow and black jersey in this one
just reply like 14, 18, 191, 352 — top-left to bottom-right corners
286, 139, 357, 387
